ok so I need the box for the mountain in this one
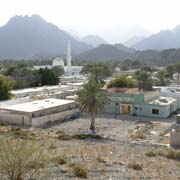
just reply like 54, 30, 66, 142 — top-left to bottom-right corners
76, 43, 180, 66
0, 15, 92, 59
123, 36, 146, 47
114, 43, 135, 53
76, 44, 132, 61
133, 25, 180, 50
81, 35, 108, 47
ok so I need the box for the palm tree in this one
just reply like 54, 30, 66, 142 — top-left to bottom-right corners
77, 80, 110, 133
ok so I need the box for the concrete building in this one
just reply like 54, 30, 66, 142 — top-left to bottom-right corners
11, 85, 82, 99
159, 87, 180, 99
0, 98, 79, 127
104, 88, 180, 118
170, 115, 180, 147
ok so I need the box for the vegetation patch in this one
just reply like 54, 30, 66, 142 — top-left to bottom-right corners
57, 131, 73, 140
9, 127, 36, 140
57, 131, 103, 141
129, 122, 154, 140
72, 133, 102, 140
72, 163, 89, 178
128, 162, 143, 170
164, 149, 180, 161
0, 139, 45, 180
145, 151, 156, 157
50, 155, 67, 165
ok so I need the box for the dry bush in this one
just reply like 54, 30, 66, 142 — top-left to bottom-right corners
50, 155, 67, 165
130, 129, 146, 139
145, 151, 156, 157
72, 163, 88, 178
164, 149, 180, 161
57, 131, 73, 140
0, 139, 45, 180
128, 162, 143, 170
10, 127, 36, 140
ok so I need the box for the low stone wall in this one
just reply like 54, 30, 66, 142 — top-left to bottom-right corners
31, 108, 79, 127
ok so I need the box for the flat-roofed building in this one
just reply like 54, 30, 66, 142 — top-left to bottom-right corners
104, 88, 180, 118
0, 98, 79, 127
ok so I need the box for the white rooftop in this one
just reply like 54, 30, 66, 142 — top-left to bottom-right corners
11, 85, 74, 95
0, 98, 75, 113
149, 96, 178, 105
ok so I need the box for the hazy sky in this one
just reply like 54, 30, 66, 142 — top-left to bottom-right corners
0, 0, 180, 43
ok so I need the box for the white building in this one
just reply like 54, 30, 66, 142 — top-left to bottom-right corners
33, 41, 83, 76
11, 85, 82, 98
0, 98, 79, 127
153, 86, 180, 99
52, 41, 83, 76
52, 57, 64, 67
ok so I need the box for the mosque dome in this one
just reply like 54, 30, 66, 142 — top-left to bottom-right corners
52, 57, 64, 67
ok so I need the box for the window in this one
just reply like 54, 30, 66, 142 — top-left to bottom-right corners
152, 109, 159, 115
135, 107, 142, 111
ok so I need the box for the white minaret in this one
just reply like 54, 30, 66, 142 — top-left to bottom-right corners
67, 40, 72, 67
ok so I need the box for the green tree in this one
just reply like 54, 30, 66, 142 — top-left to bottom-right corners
51, 66, 64, 77
81, 63, 113, 85
77, 80, 110, 133
166, 65, 176, 79
38, 68, 59, 86
0, 76, 13, 100
107, 75, 138, 88
136, 71, 153, 91
156, 69, 169, 86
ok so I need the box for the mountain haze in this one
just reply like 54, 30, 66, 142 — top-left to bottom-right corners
0, 15, 92, 59
133, 25, 180, 50
123, 36, 146, 47
81, 35, 108, 47
76, 44, 132, 61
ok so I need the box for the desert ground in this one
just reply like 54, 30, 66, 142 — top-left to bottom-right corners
0, 114, 180, 180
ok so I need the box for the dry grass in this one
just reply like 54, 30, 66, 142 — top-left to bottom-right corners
50, 155, 68, 165
145, 151, 156, 157
72, 163, 89, 178
128, 162, 143, 170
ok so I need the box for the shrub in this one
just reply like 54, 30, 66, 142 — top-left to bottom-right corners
10, 127, 36, 140
128, 162, 143, 170
0, 139, 45, 180
72, 163, 88, 178
72, 134, 102, 140
165, 150, 180, 161
130, 129, 146, 139
107, 75, 138, 88
57, 131, 72, 140
145, 151, 156, 157
48, 143, 57, 150
51, 155, 67, 165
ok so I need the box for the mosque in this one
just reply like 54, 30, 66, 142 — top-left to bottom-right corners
52, 41, 83, 76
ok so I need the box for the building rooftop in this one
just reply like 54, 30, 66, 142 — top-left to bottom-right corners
107, 88, 139, 94
0, 98, 75, 113
11, 85, 74, 95
149, 96, 178, 105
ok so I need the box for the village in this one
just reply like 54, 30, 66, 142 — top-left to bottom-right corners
0, 42, 179, 179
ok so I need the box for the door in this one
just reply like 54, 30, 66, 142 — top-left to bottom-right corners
121, 104, 132, 114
